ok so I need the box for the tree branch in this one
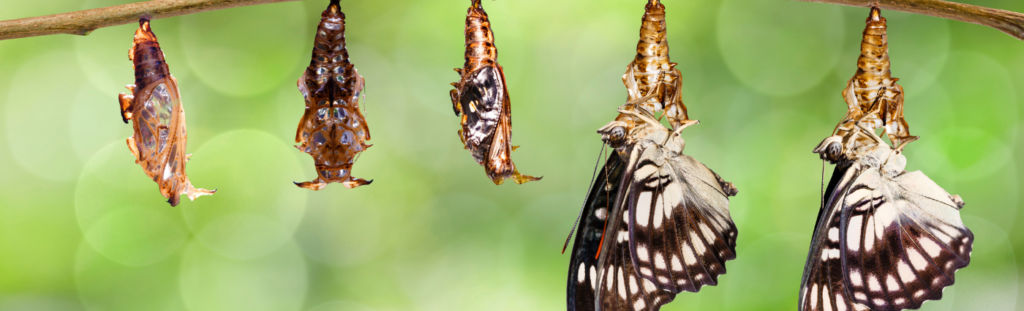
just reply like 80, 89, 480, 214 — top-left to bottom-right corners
0, 0, 302, 41
793, 0, 1024, 40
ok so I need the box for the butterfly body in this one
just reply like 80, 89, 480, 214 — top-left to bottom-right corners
294, 0, 372, 190
450, 0, 539, 185
622, 0, 688, 130
800, 126, 971, 311
117, 19, 214, 207
568, 108, 737, 311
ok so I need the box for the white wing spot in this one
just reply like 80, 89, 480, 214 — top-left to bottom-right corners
671, 254, 683, 272
577, 263, 586, 284
629, 273, 639, 295
919, 237, 942, 257
637, 245, 650, 262
829, 227, 840, 242
848, 216, 863, 252
867, 274, 881, 292
636, 192, 652, 227
850, 269, 862, 286
864, 216, 875, 252
886, 275, 900, 292
810, 284, 819, 309
590, 266, 597, 290
700, 222, 717, 244
655, 252, 667, 270
683, 243, 697, 265
822, 285, 833, 311
617, 266, 627, 299
898, 260, 915, 283
606, 266, 615, 291
907, 248, 928, 271
653, 195, 665, 228
690, 231, 707, 255
633, 299, 646, 311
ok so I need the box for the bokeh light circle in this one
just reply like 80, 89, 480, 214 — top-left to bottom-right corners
5, 51, 88, 181
723, 234, 807, 311
946, 216, 1018, 310
295, 192, 385, 266
717, 0, 843, 97
68, 86, 133, 163
180, 130, 307, 259
178, 241, 307, 311
76, 142, 191, 266
179, 2, 307, 97
74, 239, 187, 311
881, 11, 950, 97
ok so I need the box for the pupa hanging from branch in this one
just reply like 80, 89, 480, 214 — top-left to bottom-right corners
450, 0, 540, 185
293, 0, 373, 190
117, 18, 215, 206
622, 0, 690, 130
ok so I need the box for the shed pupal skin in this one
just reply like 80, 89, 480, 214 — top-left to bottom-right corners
117, 18, 215, 206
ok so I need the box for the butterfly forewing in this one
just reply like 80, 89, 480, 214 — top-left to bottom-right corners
627, 153, 737, 292
568, 154, 676, 311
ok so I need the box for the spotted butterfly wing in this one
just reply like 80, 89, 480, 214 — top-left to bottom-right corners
627, 149, 738, 292
799, 134, 972, 311
568, 154, 676, 311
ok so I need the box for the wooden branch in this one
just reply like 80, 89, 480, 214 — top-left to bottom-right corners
0, 0, 302, 41
793, 0, 1024, 40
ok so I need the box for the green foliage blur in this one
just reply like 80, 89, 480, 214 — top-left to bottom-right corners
0, 0, 1022, 310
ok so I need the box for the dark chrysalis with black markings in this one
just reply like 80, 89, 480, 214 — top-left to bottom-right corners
450, 0, 540, 185
294, 0, 373, 190
117, 18, 215, 206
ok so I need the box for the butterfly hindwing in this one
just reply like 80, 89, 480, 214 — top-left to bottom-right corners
568, 154, 624, 311
627, 151, 737, 292
840, 169, 972, 310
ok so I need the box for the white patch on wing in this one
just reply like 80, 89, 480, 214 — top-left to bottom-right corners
637, 245, 649, 262
617, 266, 627, 299
898, 260, 915, 283
868, 274, 881, 292
848, 215, 863, 252
653, 195, 665, 228
634, 165, 658, 181
864, 216, 875, 252
578, 263, 586, 283
907, 248, 928, 271
590, 266, 597, 290
829, 227, 839, 242
629, 273, 639, 295
683, 243, 697, 265
671, 254, 683, 272
850, 270, 863, 286
918, 237, 942, 257
636, 192, 652, 227
690, 231, 707, 255
823, 285, 833, 311
655, 253, 667, 270
886, 275, 900, 292
811, 283, 819, 309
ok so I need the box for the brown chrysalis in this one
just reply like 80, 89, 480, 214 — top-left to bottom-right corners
831, 7, 917, 153
450, 0, 540, 185
622, 0, 690, 130
117, 18, 215, 206
293, 0, 372, 190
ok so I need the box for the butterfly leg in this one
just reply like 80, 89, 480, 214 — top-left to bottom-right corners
125, 136, 141, 163
342, 177, 372, 188
294, 178, 328, 191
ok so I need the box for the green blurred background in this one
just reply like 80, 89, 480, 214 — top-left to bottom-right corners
0, 0, 1021, 310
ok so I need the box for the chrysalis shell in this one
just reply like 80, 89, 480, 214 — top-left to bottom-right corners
117, 18, 215, 206
293, 0, 373, 190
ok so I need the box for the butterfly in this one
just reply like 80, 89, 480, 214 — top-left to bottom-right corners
450, 0, 539, 185
117, 18, 215, 206
799, 123, 972, 311
294, 0, 373, 190
566, 107, 738, 311
622, 0, 689, 131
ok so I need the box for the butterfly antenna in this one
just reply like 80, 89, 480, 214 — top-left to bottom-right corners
563, 143, 608, 254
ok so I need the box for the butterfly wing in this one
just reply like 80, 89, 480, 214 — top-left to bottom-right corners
627, 147, 738, 293
569, 153, 676, 311
799, 163, 869, 311
840, 169, 972, 310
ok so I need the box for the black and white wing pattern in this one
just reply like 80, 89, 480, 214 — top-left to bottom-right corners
800, 155, 972, 311
568, 154, 675, 311
627, 148, 738, 292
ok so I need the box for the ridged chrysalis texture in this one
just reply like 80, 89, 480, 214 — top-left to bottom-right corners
622, 0, 690, 131
117, 18, 215, 206
294, 0, 373, 190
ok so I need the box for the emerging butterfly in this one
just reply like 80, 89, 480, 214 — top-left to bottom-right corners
117, 18, 215, 206
450, 0, 540, 185
294, 0, 373, 190
800, 122, 972, 311
622, 0, 689, 130
565, 107, 738, 311
831, 7, 916, 152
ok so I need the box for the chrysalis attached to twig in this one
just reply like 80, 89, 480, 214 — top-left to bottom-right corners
450, 0, 540, 185
831, 7, 916, 157
117, 18, 215, 206
293, 0, 372, 190
622, 0, 689, 130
